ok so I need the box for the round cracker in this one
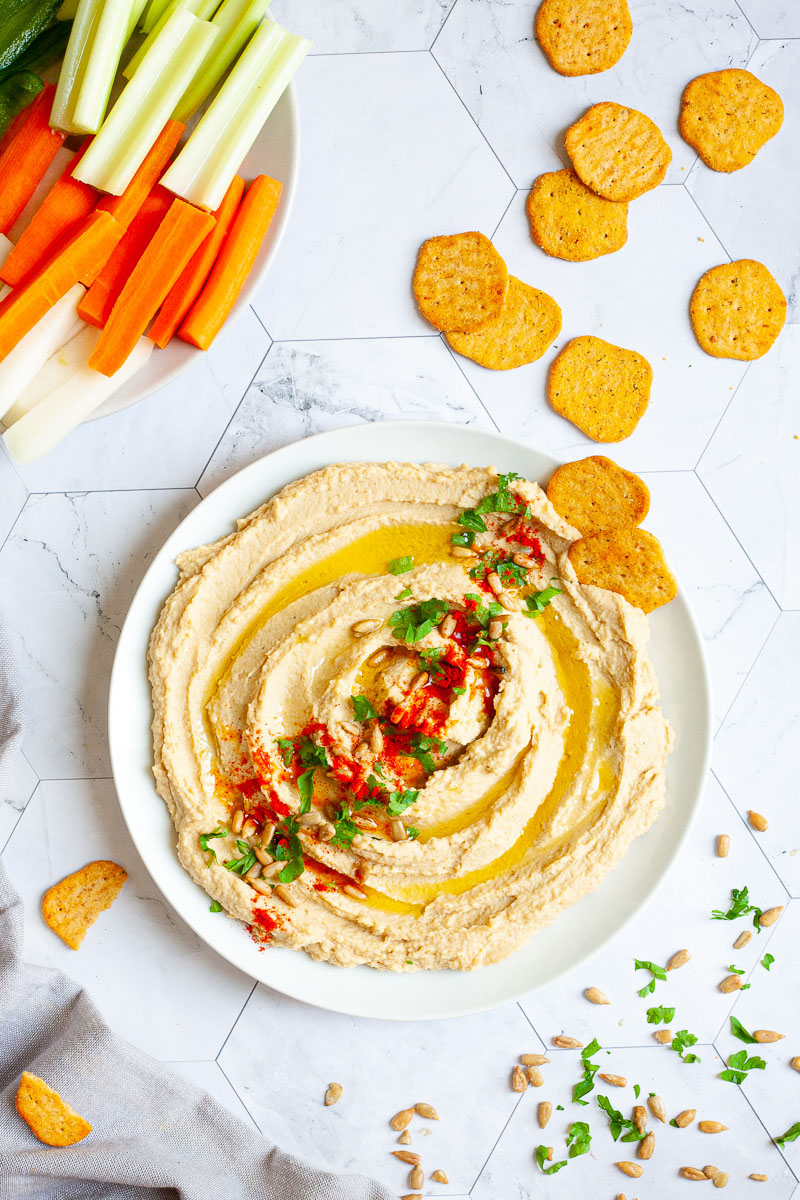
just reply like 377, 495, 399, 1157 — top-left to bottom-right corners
565, 102, 672, 202
680, 69, 783, 174
690, 259, 786, 361
527, 169, 628, 262
568, 527, 677, 613
548, 335, 652, 442
547, 455, 650, 533
16, 1072, 92, 1148
536, 0, 632, 77
413, 232, 508, 333
446, 276, 562, 370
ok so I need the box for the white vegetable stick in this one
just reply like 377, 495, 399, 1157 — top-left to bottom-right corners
0, 284, 85, 422
4, 325, 101, 425
3, 337, 154, 463
6, 147, 74, 244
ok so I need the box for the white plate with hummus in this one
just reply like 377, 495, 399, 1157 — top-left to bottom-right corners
109, 421, 711, 1019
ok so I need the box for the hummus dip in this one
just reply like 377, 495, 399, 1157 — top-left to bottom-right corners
149, 462, 672, 971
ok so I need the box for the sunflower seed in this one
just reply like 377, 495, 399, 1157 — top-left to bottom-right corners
649, 1095, 666, 1123
368, 647, 390, 667
703, 1166, 719, 1180
675, 1110, 696, 1129
512, 552, 534, 567
409, 1166, 424, 1190
716, 834, 730, 858
231, 809, 244, 835
439, 614, 456, 637
390, 1109, 414, 1131
511, 1065, 528, 1092
748, 810, 768, 832
390, 818, 407, 842
633, 1106, 647, 1134
392, 1150, 420, 1165
599, 1074, 628, 1087
487, 571, 503, 595
638, 1132, 655, 1160
749, 1174, 768, 1182
667, 949, 691, 971
585, 986, 610, 1004
273, 884, 297, 907
616, 1162, 642, 1178
526, 1067, 544, 1087
451, 546, 476, 559
498, 590, 518, 611
370, 724, 384, 753
324, 1083, 342, 1106
431, 1170, 448, 1184
254, 846, 274, 866
698, 1121, 727, 1133
488, 617, 504, 640
714, 1172, 729, 1188
353, 618, 381, 636
398, 1130, 412, 1145
538, 1101, 552, 1128
655, 1030, 673, 1044
753, 1030, 784, 1043
680, 1166, 708, 1180
759, 906, 783, 927
553, 1035, 583, 1048
733, 930, 752, 950
790, 1057, 800, 1072
409, 671, 428, 693
520, 1054, 550, 1066
250, 877, 272, 896
298, 810, 324, 827
318, 822, 336, 841
718, 975, 742, 994
414, 1102, 438, 1120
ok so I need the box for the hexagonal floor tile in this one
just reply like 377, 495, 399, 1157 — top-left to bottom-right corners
271, 0, 456, 51
250, 53, 514, 340
0, 778, 255, 1060
472, 1044, 796, 1197
518, 774, 788, 1048
198, 336, 496, 495
717, 900, 800, 1177
687, 39, 800, 321
433, 0, 756, 188
0, 755, 36, 853
698, 325, 800, 612
714, 613, 800, 897
218, 983, 535, 1192
737, 0, 800, 38
0, 449, 27, 547
0, 488, 197, 778
451, 186, 747, 470
642, 472, 778, 732
10, 308, 270, 493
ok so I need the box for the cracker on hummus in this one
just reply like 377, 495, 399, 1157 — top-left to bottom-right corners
149, 463, 673, 972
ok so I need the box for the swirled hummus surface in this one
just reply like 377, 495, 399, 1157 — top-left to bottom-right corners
149, 462, 672, 971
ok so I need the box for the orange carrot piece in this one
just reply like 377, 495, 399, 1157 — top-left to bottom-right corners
89, 199, 215, 377
148, 175, 245, 350
78, 186, 173, 329
0, 85, 66, 235
178, 175, 281, 352
0, 140, 99, 288
0, 211, 122, 361
96, 119, 184, 232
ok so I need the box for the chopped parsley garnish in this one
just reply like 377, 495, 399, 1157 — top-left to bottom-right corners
670, 1030, 701, 1063
596, 1094, 645, 1143
395, 587, 413, 600
720, 1049, 766, 1085
524, 582, 563, 618
297, 736, 328, 769
534, 1145, 567, 1175
468, 550, 528, 589
199, 826, 228, 864
726, 963, 750, 988
330, 803, 361, 850
419, 647, 446, 677
776, 1122, 800, 1148
646, 1005, 676, 1025
453, 685, 467, 696
351, 694, 378, 722
275, 737, 294, 767
633, 1084, 641, 1100
634, 959, 668, 997
762, 953, 775, 971
464, 592, 505, 628
387, 788, 420, 815
270, 815, 305, 882
573, 1038, 601, 1105
458, 471, 523, 535
388, 597, 450, 644
406, 731, 446, 773
452, 529, 476, 548
712, 885, 763, 931
225, 839, 257, 876
567, 1121, 592, 1159
730, 1016, 757, 1044
388, 555, 414, 575
297, 768, 315, 813
406, 826, 420, 840
209, 900, 223, 913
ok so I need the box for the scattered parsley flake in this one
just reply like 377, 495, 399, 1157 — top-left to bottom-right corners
634, 958, 668, 997
597, 1094, 645, 1143
209, 900, 222, 913
453, 685, 467, 696
762, 953, 775, 971
633, 1084, 641, 1100
270, 816, 304, 882
330, 803, 360, 850
419, 647, 446, 677
275, 737, 294, 767
719, 1049, 766, 1084
395, 587, 413, 600
406, 731, 446, 774
351, 694, 378, 722
776, 1122, 800, 1148
711, 885, 763, 932
573, 1038, 601, 1106
534, 1145, 567, 1175
727, 963, 746, 975
524, 581, 563, 618
670, 1030, 701, 1063
199, 826, 228, 864
646, 1005, 676, 1025
567, 1121, 592, 1159
388, 555, 413, 575
388, 597, 450, 644
387, 788, 420, 816
406, 826, 420, 840
225, 839, 257, 876
730, 1016, 757, 1044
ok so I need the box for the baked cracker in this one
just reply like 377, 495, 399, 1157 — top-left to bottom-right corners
547, 455, 650, 533
680, 69, 783, 173
568, 527, 677, 613
536, 0, 632, 77
690, 259, 786, 360
548, 335, 652, 442
413, 232, 508, 333
526, 169, 628, 261
16, 1072, 92, 1147
446, 276, 562, 369
565, 102, 672, 201
42, 859, 128, 950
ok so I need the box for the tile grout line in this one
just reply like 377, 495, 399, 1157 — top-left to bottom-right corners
428, 0, 460, 54
710, 608, 782, 734
711, 767, 795, 901
215, 1058, 265, 1135
193, 340, 275, 490
440, 336, 501, 432
693, 473, 782, 611
214, 979, 259, 1063
692, 361, 752, 474
468, 1091, 527, 1195
428, 51, 519, 195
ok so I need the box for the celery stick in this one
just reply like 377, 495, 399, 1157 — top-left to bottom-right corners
0, 285, 85, 423
163, 20, 309, 211
124, 0, 211, 79
57, 0, 80, 18
173, 0, 269, 124
71, 0, 138, 133
140, 0, 171, 32
3, 336, 153, 462
126, 0, 150, 39
50, 0, 104, 132
73, 11, 218, 194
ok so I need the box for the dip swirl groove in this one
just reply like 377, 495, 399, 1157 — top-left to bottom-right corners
148, 462, 673, 971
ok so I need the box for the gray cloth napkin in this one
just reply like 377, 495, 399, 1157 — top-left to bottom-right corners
0, 621, 393, 1200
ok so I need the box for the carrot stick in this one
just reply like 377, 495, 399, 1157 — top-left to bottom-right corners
0, 211, 121, 362
95, 118, 184, 232
178, 174, 281, 351
0, 140, 98, 288
78, 185, 173, 329
89, 198, 215, 377
148, 175, 244, 350
0, 85, 66, 235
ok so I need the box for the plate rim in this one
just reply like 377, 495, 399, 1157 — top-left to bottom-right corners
108, 420, 713, 1020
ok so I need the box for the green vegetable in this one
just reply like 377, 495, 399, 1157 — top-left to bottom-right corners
457, 471, 522, 534
388, 596, 450, 644
209, 899, 222, 912
330, 803, 360, 850
162, 17, 310, 210
50, 0, 103, 131
0, 69, 41, 138
762, 953, 774, 971
405, 731, 446, 774
388, 555, 413, 575
670, 1030, 700, 1063
711, 885, 763, 931
634, 958, 667, 997
173, 0, 268, 122
224, 838, 256, 875
776, 1122, 800, 1148
275, 736, 293, 766
646, 1005, 675, 1025
270, 815, 304, 882
720, 1049, 766, 1085
351, 694, 377, 722
633, 1084, 640, 1099
387, 788, 419, 816
394, 587, 412, 600
419, 647, 446, 677
534, 1145, 567, 1175
406, 826, 420, 840
573, 1038, 601, 1105
0, 0, 59, 73
567, 1120, 591, 1158
123, 0, 218, 76
730, 1016, 757, 1044
524, 582, 563, 618
596, 1094, 645, 1143
199, 825, 228, 862
0, 20, 71, 81
71, 0, 138, 132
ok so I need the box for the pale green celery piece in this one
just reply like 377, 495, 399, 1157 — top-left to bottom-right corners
140, 0, 171, 32
124, 0, 212, 78
57, 0, 80, 19
50, 0, 104, 132
163, 19, 309, 210
73, 10, 218, 194
173, 0, 270, 124
126, 0, 151, 39
72, 0, 138, 133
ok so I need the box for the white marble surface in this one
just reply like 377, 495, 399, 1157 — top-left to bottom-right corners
1, 2, 799, 1197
